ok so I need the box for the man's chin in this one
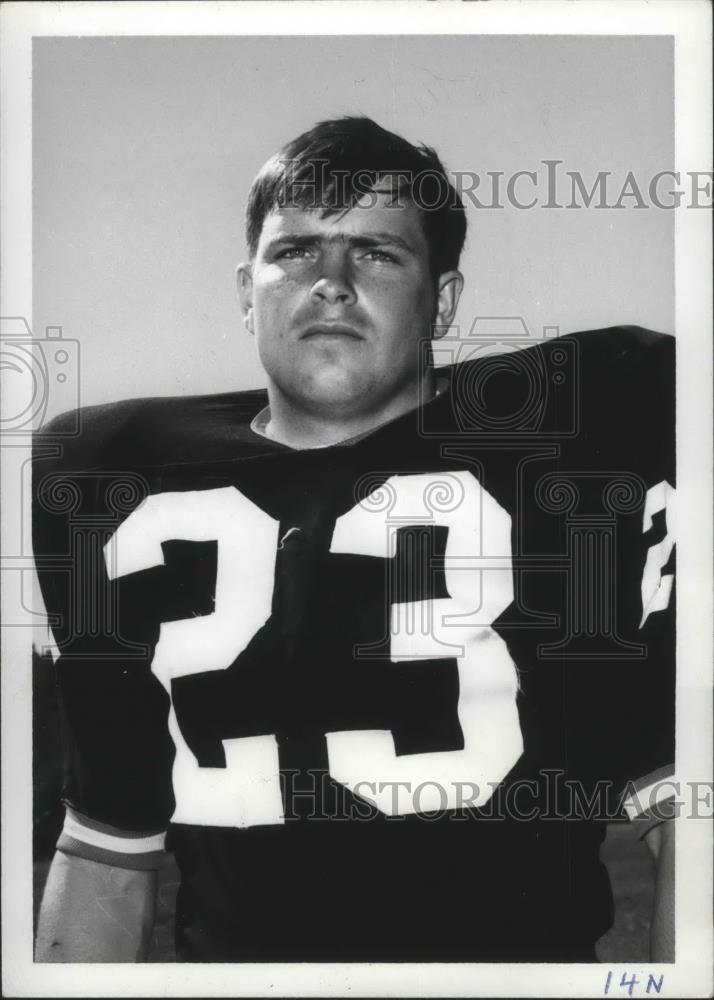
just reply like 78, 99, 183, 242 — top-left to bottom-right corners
285, 371, 377, 417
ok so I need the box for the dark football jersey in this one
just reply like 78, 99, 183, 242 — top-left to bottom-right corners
33, 327, 675, 962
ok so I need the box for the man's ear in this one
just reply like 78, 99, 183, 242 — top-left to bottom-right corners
236, 263, 255, 335
433, 270, 463, 339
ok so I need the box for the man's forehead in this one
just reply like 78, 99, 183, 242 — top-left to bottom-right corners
258, 194, 426, 243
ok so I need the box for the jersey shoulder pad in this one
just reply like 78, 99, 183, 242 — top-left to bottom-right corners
33, 387, 270, 472
564, 326, 674, 480
562, 324, 674, 372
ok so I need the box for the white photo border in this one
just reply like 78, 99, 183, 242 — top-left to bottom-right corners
1, 1, 711, 996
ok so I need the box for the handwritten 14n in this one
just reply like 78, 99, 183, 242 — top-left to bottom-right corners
604, 972, 665, 996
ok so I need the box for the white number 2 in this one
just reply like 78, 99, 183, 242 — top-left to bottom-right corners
106, 472, 523, 827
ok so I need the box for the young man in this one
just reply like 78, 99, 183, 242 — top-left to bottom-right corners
34, 117, 675, 962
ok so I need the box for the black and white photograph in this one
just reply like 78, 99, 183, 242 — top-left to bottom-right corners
1, 1, 712, 996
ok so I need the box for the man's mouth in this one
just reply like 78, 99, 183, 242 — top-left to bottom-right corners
300, 323, 363, 340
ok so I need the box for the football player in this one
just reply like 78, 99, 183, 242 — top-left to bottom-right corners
34, 116, 675, 962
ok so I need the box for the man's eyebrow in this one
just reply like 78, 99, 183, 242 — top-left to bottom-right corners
264, 233, 321, 250
346, 233, 417, 255
264, 232, 418, 255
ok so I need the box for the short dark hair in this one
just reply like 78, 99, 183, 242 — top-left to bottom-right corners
245, 116, 467, 277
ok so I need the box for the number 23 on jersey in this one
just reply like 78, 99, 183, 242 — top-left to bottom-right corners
105, 471, 524, 827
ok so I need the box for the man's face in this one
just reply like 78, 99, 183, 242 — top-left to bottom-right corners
238, 192, 462, 422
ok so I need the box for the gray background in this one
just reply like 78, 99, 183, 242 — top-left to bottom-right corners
33, 35, 674, 418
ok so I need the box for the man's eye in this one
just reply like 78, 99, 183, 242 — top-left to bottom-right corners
277, 247, 311, 260
364, 250, 396, 263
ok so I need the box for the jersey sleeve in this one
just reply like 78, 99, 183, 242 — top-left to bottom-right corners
56, 807, 168, 871
599, 330, 676, 833
556, 330, 676, 835
624, 331, 676, 833
33, 408, 175, 868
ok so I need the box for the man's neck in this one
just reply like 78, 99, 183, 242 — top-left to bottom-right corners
265, 373, 437, 450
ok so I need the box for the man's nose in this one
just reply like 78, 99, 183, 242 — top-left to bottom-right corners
310, 251, 357, 306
